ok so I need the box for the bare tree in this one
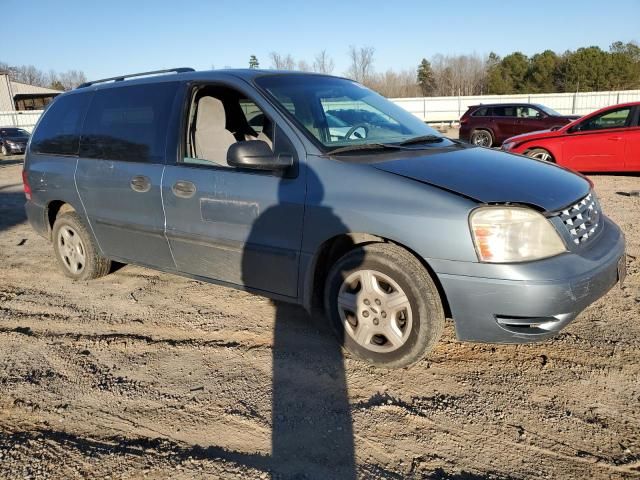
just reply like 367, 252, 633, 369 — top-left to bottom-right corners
431, 53, 487, 96
0, 62, 87, 90
269, 52, 295, 70
297, 60, 311, 72
346, 46, 375, 84
13, 65, 47, 87
46, 69, 64, 90
313, 50, 335, 74
368, 69, 421, 98
58, 70, 87, 90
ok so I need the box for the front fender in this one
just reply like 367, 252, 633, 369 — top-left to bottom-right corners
303, 156, 479, 263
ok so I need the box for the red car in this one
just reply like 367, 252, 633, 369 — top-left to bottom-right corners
459, 103, 579, 147
502, 102, 640, 172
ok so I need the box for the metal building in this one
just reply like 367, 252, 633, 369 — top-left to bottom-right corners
0, 73, 62, 111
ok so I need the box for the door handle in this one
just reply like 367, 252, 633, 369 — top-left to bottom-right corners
608, 136, 623, 141
130, 175, 151, 193
172, 180, 196, 199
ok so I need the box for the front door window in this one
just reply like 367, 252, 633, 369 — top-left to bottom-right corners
578, 107, 632, 132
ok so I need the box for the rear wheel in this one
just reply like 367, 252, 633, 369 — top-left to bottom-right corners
470, 129, 493, 147
52, 212, 111, 281
324, 243, 445, 369
526, 148, 554, 163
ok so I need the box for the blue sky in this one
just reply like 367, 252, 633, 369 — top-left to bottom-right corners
5, 0, 639, 80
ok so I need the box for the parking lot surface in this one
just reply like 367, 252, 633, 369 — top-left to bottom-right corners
0, 158, 639, 479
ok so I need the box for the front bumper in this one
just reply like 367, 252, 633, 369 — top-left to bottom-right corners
6, 144, 26, 154
433, 216, 625, 343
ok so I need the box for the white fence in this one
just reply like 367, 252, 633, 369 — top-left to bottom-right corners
2, 89, 640, 131
391, 89, 640, 123
0, 110, 42, 132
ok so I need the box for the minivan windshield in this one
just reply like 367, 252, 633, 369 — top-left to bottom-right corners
256, 74, 445, 152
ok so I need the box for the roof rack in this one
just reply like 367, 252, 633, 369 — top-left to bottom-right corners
76, 67, 195, 88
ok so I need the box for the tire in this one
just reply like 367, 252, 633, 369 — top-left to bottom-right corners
470, 129, 493, 147
526, 148, 554, 163
52, 212, 111, 281
324, 243, 445, 369
1, 144, 8, 156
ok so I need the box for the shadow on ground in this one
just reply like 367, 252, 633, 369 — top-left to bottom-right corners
0, 190, 27, 233
0, 157, 25, 169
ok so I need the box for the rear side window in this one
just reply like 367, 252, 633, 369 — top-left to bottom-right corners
492, 106, 516, 117
30, 93, 90, 156
472, 107, 488, 117
80, 82, 178, 163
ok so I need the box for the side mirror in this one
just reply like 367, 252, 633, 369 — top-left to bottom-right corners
227, 141, 293, 171
568, 124, 582, 133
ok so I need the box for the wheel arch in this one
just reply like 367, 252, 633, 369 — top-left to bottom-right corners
472, 127, 495, 137
302, 232, 452, 320
45, 200, 78, 240
522, 144, 559, 162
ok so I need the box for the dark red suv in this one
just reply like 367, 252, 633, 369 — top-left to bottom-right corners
459, 103, 579, 147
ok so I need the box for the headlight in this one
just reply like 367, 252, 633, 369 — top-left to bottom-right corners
5, 140, 16, 146
470, 206, 566, 263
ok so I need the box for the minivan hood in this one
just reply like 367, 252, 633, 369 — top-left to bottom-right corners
372, 146, 590, 211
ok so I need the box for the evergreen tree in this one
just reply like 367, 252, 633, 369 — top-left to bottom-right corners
249, 55, 260, 69
416, 58, 436, 96
527, 50, 560, 93
485, 53, 512, 94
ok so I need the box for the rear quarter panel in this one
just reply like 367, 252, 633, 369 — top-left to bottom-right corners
24, 153, 84, 237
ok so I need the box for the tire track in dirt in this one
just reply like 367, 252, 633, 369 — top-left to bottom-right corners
352, 392, 640, 476
2, 164, 640, 479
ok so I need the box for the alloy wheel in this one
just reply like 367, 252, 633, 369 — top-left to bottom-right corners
472, 131, 492, 147
57, 225, 86, 275
337, 269, 413, 353
529, 150, 552, 162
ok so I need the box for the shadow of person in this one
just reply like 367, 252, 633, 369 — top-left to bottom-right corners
242, 165, 357, 479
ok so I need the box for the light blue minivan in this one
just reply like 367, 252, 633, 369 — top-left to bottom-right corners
23, 68, 626, 367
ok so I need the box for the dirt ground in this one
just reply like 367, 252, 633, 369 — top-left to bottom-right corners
0, 157, 639, 480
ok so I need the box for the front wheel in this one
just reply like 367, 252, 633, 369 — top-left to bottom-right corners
324, 243, 445, 369
1, 144, 8, 156
526, 148, 554, 163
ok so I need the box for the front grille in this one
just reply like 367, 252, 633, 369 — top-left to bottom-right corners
558, 193, 601, 245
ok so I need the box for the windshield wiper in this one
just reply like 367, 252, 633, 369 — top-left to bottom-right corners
327, 143, 404, 155
397, 134, 444, 146
327, 135, 445, 155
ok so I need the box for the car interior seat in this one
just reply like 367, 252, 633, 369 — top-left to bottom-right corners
194, 96, 237, 166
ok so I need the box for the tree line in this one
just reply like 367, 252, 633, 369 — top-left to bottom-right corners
253, 41, 640, 98
3, 40, 638, 97
0, 62, 87, 91
483, 42, 640, 95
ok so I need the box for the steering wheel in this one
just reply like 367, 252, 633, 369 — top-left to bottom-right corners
344, 123, 369, 140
